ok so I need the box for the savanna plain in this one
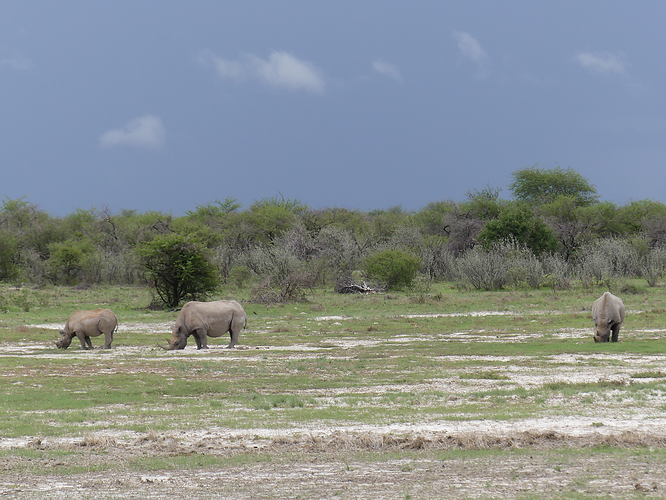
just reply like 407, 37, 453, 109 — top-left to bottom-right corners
2, 282, 666, 499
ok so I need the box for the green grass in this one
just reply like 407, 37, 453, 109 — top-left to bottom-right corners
2, 281, 666, 485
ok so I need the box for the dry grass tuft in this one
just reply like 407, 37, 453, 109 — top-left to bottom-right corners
268, 430, 666, 453
79, 433, 117, 448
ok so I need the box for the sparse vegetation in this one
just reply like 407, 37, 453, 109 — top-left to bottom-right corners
1, 282, 666, 497
5, 167, 666, 497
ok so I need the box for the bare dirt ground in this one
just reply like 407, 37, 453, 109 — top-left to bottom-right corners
3, 316, 666, 498
3, 426, 666, 499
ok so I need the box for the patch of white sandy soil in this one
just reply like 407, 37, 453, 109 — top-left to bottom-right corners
4, 317, 666, 498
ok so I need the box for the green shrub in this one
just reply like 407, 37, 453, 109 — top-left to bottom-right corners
46, 239, 92, 285
477, 204, 559, 256
0, 233, 19, 282
363, 250, 421, 290
139, 233, 220, 309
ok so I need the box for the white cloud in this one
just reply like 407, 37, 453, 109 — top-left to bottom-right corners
372, 59, 402, 82
453, 31, 488, 65
0, 55, 33, 71
99, 115, 165, 150
211, 57, 245, 80
249, 51, 324, 93
576, 51, 626, 75
198, 50, 324, 93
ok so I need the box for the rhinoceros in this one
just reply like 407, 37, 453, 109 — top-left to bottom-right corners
591, 292, 625, 343
55, 309, 118, 349
161, 300, 246, 350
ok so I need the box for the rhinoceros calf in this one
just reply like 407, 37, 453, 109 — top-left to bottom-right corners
592, 292, 625, 343
55, 309, 118, 349
162, 300, 246, 350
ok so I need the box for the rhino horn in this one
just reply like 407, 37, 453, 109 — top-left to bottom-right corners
158, 339, 175, 350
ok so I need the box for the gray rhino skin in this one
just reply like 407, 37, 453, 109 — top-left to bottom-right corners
591, 292, 625, 343
56, 309, 118, 349
163, 300, 246, 350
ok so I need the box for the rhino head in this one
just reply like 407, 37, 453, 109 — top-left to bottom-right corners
55, 330, 73, 349
160, 325, 188, 350
593, 318, 614, 343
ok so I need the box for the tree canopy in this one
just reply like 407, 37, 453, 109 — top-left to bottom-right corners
2, 165, 666, 297
509, 165, 598, 207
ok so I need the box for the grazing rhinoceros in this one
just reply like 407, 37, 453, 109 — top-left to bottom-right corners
591, 292, 625, 343
55, 309, 118, 349
161, 300, 246, 350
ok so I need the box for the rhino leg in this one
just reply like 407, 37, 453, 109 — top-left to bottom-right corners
102, 330, 114, 349
228, 330, 239, 349
611, 323, 621, 342
74, 332, 88, 349
85, 336, 94, 349
192, 329, 208, 350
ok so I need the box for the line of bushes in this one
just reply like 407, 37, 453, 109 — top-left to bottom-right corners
3, 167, 666, 305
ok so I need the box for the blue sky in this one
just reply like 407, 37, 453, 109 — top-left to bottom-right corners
2, 1, 665, 215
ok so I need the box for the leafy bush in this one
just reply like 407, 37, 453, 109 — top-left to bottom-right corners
363, 250, 421, 290
477, 204, 559, 256
139, 233, 219, 309
46, 239, 92, 285
0, 234, 19, 282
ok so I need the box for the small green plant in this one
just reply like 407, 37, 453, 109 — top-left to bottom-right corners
363, 250, 421, 290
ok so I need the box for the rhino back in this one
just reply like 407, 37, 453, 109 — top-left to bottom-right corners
592, 292, 625, 324
178, 300, 245, 336
66, 309, 117, 335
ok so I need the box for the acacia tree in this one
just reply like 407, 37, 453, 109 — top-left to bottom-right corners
139, 233, 219, 308
509, 165, 598, 207
244, 195, 308, 245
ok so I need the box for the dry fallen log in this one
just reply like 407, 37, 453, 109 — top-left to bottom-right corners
334, 277, 376, 294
